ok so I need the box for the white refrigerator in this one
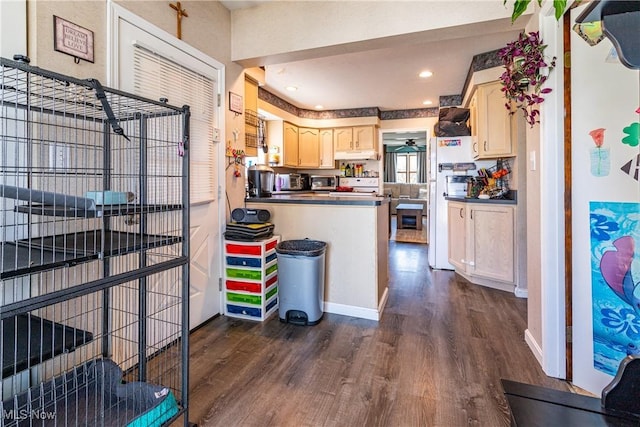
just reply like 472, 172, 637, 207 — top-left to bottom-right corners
427, 136, 491, 270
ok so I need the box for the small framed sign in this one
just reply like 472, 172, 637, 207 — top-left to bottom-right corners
229, 92, 243, 114
53, 16, 94, 63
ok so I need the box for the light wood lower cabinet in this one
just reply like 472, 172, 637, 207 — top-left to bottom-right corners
468, 204, 514, 283
447, 202, 467, 271
448, 201, 515, 291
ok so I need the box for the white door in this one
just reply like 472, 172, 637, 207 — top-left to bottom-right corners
111, 6, 223, 329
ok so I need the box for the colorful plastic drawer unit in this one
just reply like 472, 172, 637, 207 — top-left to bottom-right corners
223, 235, 280, 321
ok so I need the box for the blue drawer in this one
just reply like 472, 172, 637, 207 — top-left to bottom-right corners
226, 256, 262, 268
226, 304, 261, 318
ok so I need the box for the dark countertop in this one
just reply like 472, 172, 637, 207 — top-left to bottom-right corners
446, 190, 517, 205
445, 196, 517, 205
246, 193, 389, 206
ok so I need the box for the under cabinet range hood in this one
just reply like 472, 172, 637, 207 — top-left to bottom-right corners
334, 150, 379, 160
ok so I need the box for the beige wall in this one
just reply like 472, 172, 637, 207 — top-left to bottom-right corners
28, 1, 107, 80
380, 117, 437, 137
23, 0, 246, 219
526, 125, 542, 343
523, 14, 543, 358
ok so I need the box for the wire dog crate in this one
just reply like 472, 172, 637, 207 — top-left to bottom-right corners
0, 57, 190, 426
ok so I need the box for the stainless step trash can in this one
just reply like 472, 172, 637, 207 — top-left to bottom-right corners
276, 239, 327, 325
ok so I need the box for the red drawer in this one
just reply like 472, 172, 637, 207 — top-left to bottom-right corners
226, 280, 261, 293
226, 243, 262, 256
266, 274, 277, 288
266, 240, 278, 251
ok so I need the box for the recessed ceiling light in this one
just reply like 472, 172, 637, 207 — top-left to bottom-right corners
419, 71, 433, 78
315, 105, 324, 109
285, 85, 298, 92
423, 100, 433, 105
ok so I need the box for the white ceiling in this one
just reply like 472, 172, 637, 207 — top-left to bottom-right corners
221, 1, 523, 112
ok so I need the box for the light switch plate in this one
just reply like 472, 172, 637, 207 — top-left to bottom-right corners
49, 144, 70, 170
212, 127, 221, 143
530, 150, 536, 171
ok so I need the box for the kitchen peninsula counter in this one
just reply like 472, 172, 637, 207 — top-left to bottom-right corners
249, 193, 387, 206
246, 195, 389, 321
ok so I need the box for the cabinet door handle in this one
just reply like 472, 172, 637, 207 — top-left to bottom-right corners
484, 141, 487, 151
459, 208, 464, 218
473, 142, 478, 152
470, 210, 473, 220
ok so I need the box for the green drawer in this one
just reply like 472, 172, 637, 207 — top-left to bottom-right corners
266, 286, 278, 301
266, 263, 278, 276
227, 292, 261, 305
226, 268, 261, 281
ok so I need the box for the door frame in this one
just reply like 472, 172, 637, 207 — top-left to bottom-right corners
107, 1, 226, 319
527, 3, 567, 379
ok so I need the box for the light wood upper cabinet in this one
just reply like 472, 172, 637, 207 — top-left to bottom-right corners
298, 127, 320, 168
283, 122, 299, 167
473, 81, 514, 159
333, 126, 377, 152
283, 124, 321, 168
469, 91, 480, 157
334, 127, 354, 151
353, 126, 375, 150
447, 202, 467, 272
319, 128, 335, 169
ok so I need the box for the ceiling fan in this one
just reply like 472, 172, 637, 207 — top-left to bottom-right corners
404, 138, 421, 151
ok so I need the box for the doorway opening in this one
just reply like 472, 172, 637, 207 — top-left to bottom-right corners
382, 130, 429, 244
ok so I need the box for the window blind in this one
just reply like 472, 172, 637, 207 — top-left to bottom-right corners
133, 46, 216, 204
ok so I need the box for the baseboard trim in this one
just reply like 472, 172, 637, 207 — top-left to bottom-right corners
456, 270, 515, 293
514, 287, 528, 298
525, 328, 544, 367
324, 300, 382, 321
378, 286, 389, 319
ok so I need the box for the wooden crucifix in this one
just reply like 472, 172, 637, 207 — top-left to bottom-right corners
169, 1, 188, 40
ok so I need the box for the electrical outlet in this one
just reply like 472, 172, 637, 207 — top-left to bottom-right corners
49, 144, 70, 170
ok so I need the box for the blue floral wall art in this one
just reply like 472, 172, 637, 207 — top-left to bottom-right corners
591, 201, 640, 375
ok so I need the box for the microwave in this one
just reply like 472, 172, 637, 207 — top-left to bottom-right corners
276, 173, 305, 191
310, 175, 338, 190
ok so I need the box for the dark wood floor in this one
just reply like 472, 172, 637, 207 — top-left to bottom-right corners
186, 241, 570, 426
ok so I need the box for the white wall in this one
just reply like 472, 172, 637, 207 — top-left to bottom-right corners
570, 4, 640, 393
0, 0, 26, 59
